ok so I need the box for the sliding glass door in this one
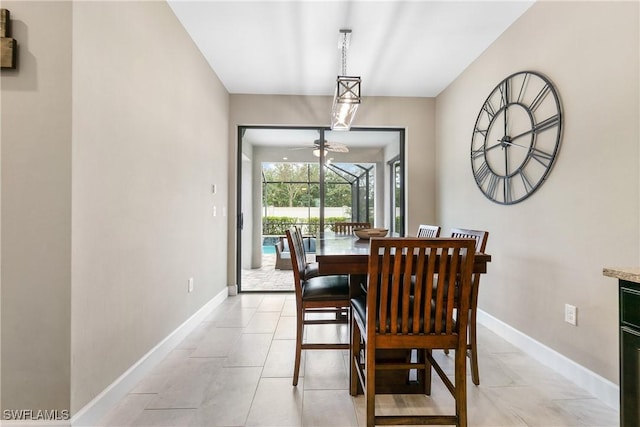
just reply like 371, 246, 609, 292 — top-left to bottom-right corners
238, 126, 404, 292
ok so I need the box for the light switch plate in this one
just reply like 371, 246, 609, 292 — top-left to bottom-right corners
564, 304, 577, 325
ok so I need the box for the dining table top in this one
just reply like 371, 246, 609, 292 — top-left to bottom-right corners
316, 232, 372, 255
314, 232, 491, 275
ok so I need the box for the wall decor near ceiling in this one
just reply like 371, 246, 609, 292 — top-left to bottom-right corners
1, 9, 17, 69
470, 71, 563, 205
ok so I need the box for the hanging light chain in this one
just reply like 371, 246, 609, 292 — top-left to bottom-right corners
341, 32, 347, 75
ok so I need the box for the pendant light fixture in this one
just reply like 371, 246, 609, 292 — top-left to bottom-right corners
331, 29, 361, 131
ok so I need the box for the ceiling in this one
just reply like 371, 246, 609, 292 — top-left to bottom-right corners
167, 0, 535, 98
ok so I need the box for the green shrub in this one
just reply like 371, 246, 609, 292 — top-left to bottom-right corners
262, 216, 297, 235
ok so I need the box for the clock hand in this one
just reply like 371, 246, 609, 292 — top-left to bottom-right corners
500, 139, 530, 150
502, 79, 510, 137
504, 143, 509, 176
504, 104, 508, 137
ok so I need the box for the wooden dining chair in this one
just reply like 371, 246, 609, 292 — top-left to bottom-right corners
417, 224, 441, 237
285, 227, 350, 386
350, 237, 476, 427
334, 221, 371, 234
448, 228, 489, 386
293, 225, 319, 279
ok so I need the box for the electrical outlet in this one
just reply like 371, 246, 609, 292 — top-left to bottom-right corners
188, 277, 194, 293
564, 304, 577, 325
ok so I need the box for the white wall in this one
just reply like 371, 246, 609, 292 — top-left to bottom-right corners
436, 0, 639, 384
1, 1, 72, 413
1, 0, 230, 415
71, 1, 229, 413
263, 207, 351, 220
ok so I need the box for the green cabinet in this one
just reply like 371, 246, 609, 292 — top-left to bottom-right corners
619, 280, 640, 426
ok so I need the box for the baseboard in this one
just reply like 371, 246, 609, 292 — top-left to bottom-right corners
69, 288, 228, 427
477, 309, 619, 410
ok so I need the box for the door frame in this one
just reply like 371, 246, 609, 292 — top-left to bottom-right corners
236, 125, 405, 292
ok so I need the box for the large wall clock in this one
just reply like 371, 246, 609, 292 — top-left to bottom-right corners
470, 71, 563, 205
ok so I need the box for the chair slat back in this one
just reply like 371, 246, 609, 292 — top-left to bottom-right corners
449, 228, 488, 253
417, 224, 441, 238
293, 225, 306, 258
367, 238, 476, 341
286, 228, 307, 297
334, 222, 371, 234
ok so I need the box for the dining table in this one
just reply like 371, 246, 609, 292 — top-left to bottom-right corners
313, 231, 492, 394
315, 231, 491, 277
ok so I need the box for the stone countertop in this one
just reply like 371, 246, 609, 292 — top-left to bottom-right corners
603, 267, 640, 283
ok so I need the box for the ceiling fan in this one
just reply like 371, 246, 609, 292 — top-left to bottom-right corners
286, 139, 349, 157
309, 139, 349, 154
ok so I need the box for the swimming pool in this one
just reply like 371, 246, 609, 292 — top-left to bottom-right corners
262, 245, 276, 254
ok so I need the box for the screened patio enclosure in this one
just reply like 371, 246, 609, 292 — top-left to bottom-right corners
262, 161, 374, 237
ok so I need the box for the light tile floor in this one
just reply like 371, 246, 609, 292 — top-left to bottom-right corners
97, 293, 619, 426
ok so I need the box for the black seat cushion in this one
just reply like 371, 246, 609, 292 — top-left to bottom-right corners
302, 275, 349, 301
